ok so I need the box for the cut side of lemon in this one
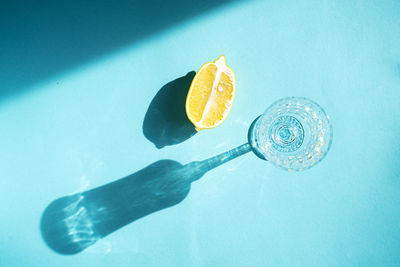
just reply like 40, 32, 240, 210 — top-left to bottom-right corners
186, 55, 236, 131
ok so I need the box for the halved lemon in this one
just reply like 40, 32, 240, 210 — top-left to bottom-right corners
186, 55, 236, 131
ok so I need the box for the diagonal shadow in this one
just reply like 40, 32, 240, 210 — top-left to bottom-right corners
40, 144, 251, 255
0, 0, 239, 103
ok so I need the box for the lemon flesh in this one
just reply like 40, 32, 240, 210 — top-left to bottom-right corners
186, 56, 236, 131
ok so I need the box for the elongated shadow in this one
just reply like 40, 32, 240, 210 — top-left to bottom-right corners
40, 144, 251, 255
143, 72, 197, 148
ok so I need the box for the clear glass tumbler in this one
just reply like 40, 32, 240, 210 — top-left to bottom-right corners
248, 97, 333, 171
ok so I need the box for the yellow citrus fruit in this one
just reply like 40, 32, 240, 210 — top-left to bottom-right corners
186, 55, 236, 131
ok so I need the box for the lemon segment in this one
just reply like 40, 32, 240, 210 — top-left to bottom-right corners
186, 56, 236, 131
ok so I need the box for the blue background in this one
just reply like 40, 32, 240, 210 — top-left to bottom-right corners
1, 0, 400, 266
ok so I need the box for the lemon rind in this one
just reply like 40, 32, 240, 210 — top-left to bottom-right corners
185, 55, 236, 131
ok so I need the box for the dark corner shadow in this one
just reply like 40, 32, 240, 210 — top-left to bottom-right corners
40, 143, 251, 255
143, 71, 197, 148
0, 0, 239, 103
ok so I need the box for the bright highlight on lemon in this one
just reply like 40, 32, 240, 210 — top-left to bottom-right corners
185, 55, 236, 131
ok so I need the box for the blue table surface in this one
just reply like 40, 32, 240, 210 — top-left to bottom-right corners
1, 0, 400, 266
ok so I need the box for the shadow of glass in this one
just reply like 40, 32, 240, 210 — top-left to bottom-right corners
0, 0, 239, 103
40, 144, 251, 255
143, 71, 197, 148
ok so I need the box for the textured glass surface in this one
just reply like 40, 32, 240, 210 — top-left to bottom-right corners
249, 97, 332, 171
